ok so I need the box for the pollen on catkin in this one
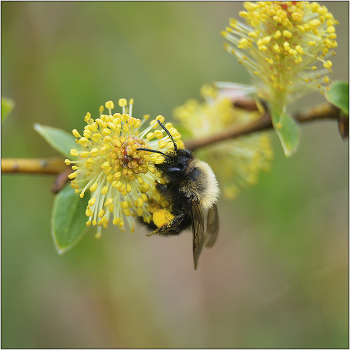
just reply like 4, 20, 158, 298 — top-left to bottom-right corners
222, 1, 338, 104
67, 99, 184, 237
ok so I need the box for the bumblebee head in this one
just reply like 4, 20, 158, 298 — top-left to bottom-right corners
160, 148, 193, 182
137, 121, 193, 181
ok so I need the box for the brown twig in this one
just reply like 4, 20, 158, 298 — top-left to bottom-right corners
185, 102, 342, 151
1, 101, 344, 194
1, 158, 68, 174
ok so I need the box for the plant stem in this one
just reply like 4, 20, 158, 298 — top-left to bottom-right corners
1, 102, 343, 178
186, 102, 341, 151
1, 158, 68, 174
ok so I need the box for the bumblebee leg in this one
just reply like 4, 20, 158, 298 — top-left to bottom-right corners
146, 213, 185, 236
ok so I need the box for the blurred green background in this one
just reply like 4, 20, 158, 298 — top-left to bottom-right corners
2, 2, 348, 348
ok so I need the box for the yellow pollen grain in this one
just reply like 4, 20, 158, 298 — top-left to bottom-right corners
70, 149, 79, 157
291, 12, 303, 22
150, 120, 158, 129
104, 198, 113, 207
154, 130, 164, 139
100, 144, 111, 152
274, 30, 281, 39
121, 201, 128, 209
112, 180, 121, 189
311, 2, 320, 11
105, 101, 114, 109
156, 115, 165, 123
106, 174, 114, 183
68, 172, 78, 179
118, 99, 127, 107
146, 132, 155, 141
323, 60, 332, 69
158, 140, 168, 149
72, 129, 81, 138
83, 130, 91, 138
98, 209, 105, 218
310, 19, 321, 28
92, 133, 102, 142
142, 182, 150, 192
102, 128, 111, 136
113, 217, 121, 225
136, 175, 144, 184
88, 198, 96, 206
295, 45, 303, 53
101, 161, 110, 169
273, 44, 281, 53
96, 118, 104, 126
90, 183, 98, 192
80, 151, 89, 158
101, 186, 109, 195
121, 113, 129, 122
113, 172, 121, 180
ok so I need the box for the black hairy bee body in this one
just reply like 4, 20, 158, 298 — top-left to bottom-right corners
138, 121, 219, 269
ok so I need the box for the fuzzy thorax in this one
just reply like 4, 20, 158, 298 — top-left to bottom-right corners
189, 159, 220, 211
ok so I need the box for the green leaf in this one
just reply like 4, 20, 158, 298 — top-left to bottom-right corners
2, 97, 15, 122
51, 184, 90, 254
326, 81, 349, 115
271, 110, 299, 157
34, 123, 82, 158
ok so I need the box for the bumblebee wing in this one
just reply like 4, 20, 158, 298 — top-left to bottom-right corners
191, 201, 205, 270
204, 203, 219, 248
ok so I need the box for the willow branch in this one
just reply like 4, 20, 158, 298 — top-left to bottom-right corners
1, 102, 344, 186
1, 158, 68, 174
186, 102, 342, 152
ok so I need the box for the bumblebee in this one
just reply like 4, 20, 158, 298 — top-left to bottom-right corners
138, 120, 219, 269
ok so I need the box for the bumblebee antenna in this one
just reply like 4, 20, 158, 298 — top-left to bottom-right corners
156, 120, 177, 152
136, 148, 171, 159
